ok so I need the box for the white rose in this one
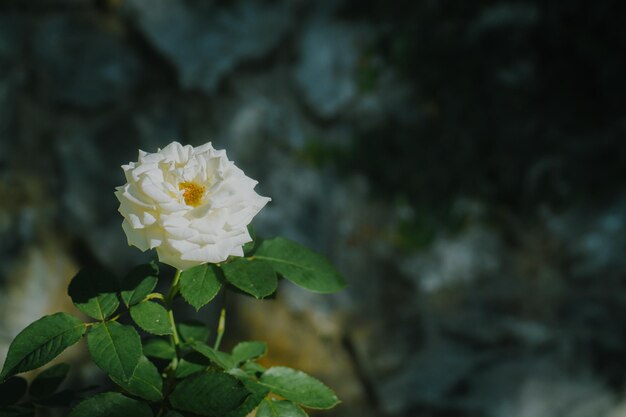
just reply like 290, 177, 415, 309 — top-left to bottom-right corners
114, 141, 270, 270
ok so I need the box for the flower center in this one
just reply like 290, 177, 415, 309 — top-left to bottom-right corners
179, 181, 205, 207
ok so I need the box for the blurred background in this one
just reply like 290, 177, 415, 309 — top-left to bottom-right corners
1, 0, 626, 416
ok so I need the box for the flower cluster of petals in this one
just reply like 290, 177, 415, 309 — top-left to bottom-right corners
115, 141, 270, 270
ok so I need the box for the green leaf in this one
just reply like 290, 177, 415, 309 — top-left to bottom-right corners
0, 313, 85, 381
177, 320, 210, 344
0, 377, 27, 406
231, 341, 267, 365
86, 321, 141, 382
29, 363, 70, 398
256, 399, 309, 417
120, 263, 159, 307
170, 372, 250, 416
68, 267, 120, 320
254, 238, 346, 293
242, 361, 266, 376
111, 356, 163, 402
179, 264, 222, 310
130, 301, 172, 336
164, 412, 184, 417
224, 379, 268, 417
70, 392, 152, 417
259, 367, 339, 409
221, 258, 277, 299
142, 338, 175, 360
175, 358, 206, 379
191, 343, 236, 370
226, 368, 249, 379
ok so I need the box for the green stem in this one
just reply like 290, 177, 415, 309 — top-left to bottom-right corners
213, 307, 226, 350
166, 269, 182, 304
159, 270, 185, 416
165, 270, 182, 368
168, 310, 181, 351
144, 292, 166, 302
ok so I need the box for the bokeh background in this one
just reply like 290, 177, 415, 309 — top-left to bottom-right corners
1, 0, 626, 416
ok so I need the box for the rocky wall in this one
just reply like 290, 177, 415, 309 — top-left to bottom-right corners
1, 1, 626, 416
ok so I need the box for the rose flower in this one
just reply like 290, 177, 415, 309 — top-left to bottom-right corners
115, 141, 270, 270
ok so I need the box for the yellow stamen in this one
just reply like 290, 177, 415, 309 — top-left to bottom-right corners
178, 182, 205, 207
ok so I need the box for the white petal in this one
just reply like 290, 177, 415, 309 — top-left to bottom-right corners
229, 246, 244, 257
159, 141, 193, 164
142, 211, 157, 226
156, 245, 199, 270
139, 177, 174, 203
181, 243, 231, 264
192, 142, 215, 155
168, 238, 200, 254
122, 220, 149, 251
163, 226, 198, 240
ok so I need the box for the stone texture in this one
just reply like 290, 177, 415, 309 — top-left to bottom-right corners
125, 0, 292, 93
0, 15, 27, 165
32, 15, 141, 108
400, 224, 503, 293
547, 197, 626, 277
294, 20, 368, 118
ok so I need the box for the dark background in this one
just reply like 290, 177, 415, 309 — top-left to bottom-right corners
1, 0, 626, 416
